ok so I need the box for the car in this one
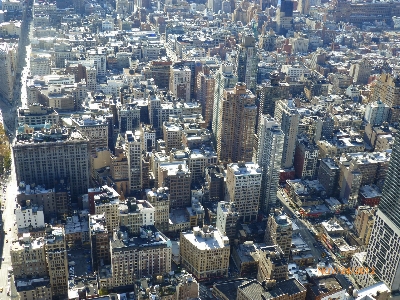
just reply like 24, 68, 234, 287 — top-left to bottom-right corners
8, 228, 11, 231
0, 287, 3, 292
6, 240, 8, 243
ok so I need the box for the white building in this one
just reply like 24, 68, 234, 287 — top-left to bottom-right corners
281, 64, 310, 81
364, 99, 390, 126
226, 162, 262, 222
169, 67, 191, 102
15, 200, 45, 229
254, 115, 284, 212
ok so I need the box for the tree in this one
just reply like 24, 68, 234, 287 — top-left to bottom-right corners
99, 287, 108, 296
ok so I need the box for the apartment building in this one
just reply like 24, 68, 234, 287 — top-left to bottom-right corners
180, 226, 230, 280
13, 128, 89, 198
204, 165, 225, 202
318, 158, 340, 198
196, 68, 215, 127
163, 122, 183, 151
226, 162, 262, 222
294, 137, 319, 180
118, 103, 141, 133
110, 226, 172, 287
170, 67, 191, 102
216, 83, 257, 163
158, 162, 191, 208
146, 187, 170, 232
354, 206, 376, 246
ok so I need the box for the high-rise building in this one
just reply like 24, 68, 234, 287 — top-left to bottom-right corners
216, 201, 240, 241
204, 165, 225, 202
44, 226, 69, 299
158, 162, 192, 208
119, 199, 155, 235
274, 100, 300, 169
276, 0, 294, 35
170, 67, 191, 102
0, 42, 17, 103
236, 35, 258, 92
364, 99, 390, 126
110, 226, 171, 287
71, 116, 109, 156
216, 83, 257, 163
146, 187, 170, 232
354, 206, 376, 246
212, 63, 238, 139
89, 214, 110, 272
318, 158, 340, 198
13, 128, 89, 199
254, 115, 284, 212
180, 226, 230, 280
259, 73, 290, 117
264, 210, 292, 260
372, 74, 400, 123
196, 68, 215, 128
118, 103, 141, 133
294, 137, 319, 180
226, 162, 262, 222
125, 131, 142, 194
93, 187, 120, 234
366, 136, 400, 291
257, 245, 288, 282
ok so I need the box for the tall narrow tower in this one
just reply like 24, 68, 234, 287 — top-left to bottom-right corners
236, 35, 258, 92
365, 136, 400, 291
255, 115, 284, 212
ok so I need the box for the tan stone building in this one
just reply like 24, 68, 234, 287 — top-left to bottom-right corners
146, 187, 170, 232
158, 162, 191, 208
354, 206, 376, 245
264, 210, 292, 260
163, 122, 183, 152
16, 278, 52, 300
257, 245, 288, 282
119, 199, 155, 235
216, 83, 257, 163
44, 226, 69, 299
180, 226, 230, 280
94, 187, 120, 234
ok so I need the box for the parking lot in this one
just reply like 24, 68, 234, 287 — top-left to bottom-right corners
67, 247, 92, 280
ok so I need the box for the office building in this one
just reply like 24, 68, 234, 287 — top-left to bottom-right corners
354, 206, 376, 246
255, 115, 284, 212
0, 42, 17, 103
366, 137, 400, 291
163, 122, 183, 151
118, 103, 141, 133
276, 0, 294, 34
15, 200, 45, 230
236, 35, 258, 92
158, 162, 191, 208
180, 226, 230, 280
216, 83, 257, 163
15, 278, 52, 300
274, 100, 300, 169
196, 68, 215, 127
13, 128, 89, 199
204, 165, 225, 202
264, 210, 292, 260
372, 74, 400, 123
226, 162, 262, 222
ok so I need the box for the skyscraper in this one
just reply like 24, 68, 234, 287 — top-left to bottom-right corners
366, 137, 400, 291
255, 115, 284, 212
236, 35, 258, 92
216, 83, 257, 164
212, 63, 238, 138
274, 100, 300, 169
